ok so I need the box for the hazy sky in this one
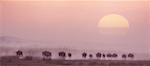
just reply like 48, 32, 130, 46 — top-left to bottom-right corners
0, 0, 149, 53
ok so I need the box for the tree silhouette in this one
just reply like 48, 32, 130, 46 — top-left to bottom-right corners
112, 53, 118, 58
128, 53, 134, 59
122, 54, 127, 59
58, 51, 66, 59
107, 53, 112, 58
102, 54, 106, 58
68, 53, 72, 58
89, 54, 93, 58
16, 50, 23, 59
16, 50, 23, 57
42, 51, 51, 60
96, 53, 102, 58
82, 52, 87, 58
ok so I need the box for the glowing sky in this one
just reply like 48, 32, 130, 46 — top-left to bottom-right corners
0, 0, 149, 53
98, 14, 129, 28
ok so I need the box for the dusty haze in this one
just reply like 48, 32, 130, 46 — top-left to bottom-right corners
0, 1, 149, 54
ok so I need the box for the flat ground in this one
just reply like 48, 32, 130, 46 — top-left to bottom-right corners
1, 60, 150, 66
0, 56, 150, 66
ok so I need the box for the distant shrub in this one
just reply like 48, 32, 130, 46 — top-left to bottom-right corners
82, 52, 87, 58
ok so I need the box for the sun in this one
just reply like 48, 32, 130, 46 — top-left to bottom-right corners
98, 14, 129, 28
98, 14, 129, 35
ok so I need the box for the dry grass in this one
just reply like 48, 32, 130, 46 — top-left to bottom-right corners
0, 56, 150, 66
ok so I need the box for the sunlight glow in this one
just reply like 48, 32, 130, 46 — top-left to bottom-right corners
98, 14, 129, 28
98, 14, 129, 35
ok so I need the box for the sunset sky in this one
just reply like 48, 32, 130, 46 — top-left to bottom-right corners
0, 0, 149, 54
